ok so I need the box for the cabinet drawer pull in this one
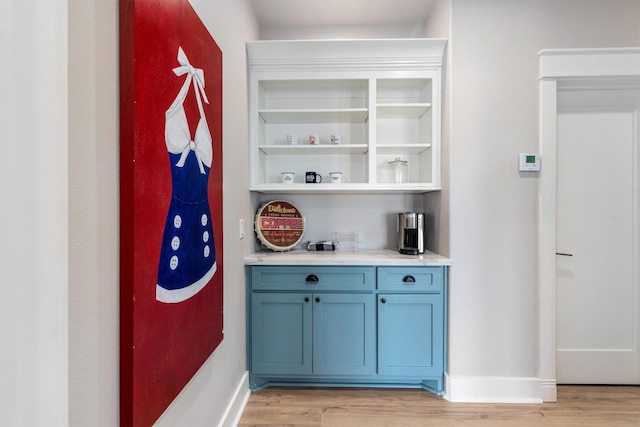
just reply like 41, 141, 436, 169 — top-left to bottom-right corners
380, 298, 387, 304
402, 275, 416, 283
305, 274, 319, 283
304, 297, 310, 302
315, 297, 320, 303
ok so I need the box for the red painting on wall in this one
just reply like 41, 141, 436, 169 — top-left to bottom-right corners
119, 0, 223, 425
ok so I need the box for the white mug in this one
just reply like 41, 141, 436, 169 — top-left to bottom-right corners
286, 134, 298, 145
330, 134, 342, 145
329, 172, 343, 184
281, 172, 295, 184
309, 134, 321, 145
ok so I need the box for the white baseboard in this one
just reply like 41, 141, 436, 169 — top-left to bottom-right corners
539, 378, 557, 402
444, 374, 546, 403
217, 371, 251, 427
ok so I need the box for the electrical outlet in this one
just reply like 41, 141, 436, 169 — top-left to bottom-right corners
239, 219, 245, 239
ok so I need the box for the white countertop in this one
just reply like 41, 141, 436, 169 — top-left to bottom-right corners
244, 249, 452, 266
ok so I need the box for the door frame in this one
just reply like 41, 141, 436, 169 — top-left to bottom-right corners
538, 48, 640, 402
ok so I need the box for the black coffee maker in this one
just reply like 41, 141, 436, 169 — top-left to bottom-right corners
397, 212, 425, 255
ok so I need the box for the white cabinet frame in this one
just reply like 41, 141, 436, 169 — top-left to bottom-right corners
247, 39, 446, 193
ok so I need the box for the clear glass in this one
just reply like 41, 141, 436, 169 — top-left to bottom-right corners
388, 157, 408, 183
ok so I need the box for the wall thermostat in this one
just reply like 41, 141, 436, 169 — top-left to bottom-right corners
518, 153, 541, 172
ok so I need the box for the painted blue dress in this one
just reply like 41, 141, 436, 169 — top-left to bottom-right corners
156, 47, 217, 303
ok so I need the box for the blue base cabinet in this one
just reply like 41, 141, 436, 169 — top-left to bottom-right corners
378, 294, 443, 377
313, 293, 376, 376
251, 292, 312, 375
246, 265, 447, 395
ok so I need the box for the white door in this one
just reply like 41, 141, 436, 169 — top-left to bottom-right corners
556, 88, 640, 384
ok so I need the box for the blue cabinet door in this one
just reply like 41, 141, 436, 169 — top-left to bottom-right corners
313, 293, 376, 376
378, 293, 444, 377
251, 292, 312, 375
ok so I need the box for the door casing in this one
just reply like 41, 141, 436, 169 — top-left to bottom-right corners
538, 48, 640, 402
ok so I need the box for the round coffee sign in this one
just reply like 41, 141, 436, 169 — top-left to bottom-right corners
255, 200, 304, 251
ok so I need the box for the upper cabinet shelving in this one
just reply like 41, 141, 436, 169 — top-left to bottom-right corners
247, 39, 446, 193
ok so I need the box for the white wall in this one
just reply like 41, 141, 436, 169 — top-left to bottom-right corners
423, 0, 451, 256
1, 1, 69, 425
68, 0, 119, 423
448, 0, 640, 401
254, 193, 426, 251
260, 23, 428, 40
423, 0, 450, 39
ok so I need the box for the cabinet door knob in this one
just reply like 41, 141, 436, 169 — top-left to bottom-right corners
305, 274, 319, 283
315, 297, 320, 303
402, 275, 416, 283
380, 298, 387, 304
304, 297, 310, 302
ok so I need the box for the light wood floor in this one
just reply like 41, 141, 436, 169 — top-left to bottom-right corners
238, 385, 640, 426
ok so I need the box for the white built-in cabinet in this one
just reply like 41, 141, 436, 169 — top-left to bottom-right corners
247, 39, 446, 193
